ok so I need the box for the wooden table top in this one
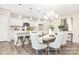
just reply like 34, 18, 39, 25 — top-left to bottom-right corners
42, 35, 56, 41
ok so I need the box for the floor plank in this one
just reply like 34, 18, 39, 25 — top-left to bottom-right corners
0, 41, 79, 55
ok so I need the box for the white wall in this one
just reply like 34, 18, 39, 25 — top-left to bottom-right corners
0, 8, 11, 41
42, 20, 49, 32
57, 12, 79, 43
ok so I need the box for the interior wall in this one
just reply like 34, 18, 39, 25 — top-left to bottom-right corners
0, 8, 11, 41
42, 20, 50, 33
57, 12, 79, 43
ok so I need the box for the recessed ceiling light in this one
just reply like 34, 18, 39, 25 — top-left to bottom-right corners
30, 8, 32, 10
18, 4, 22, 6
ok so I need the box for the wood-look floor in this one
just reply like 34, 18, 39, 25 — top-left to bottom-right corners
0, 41, 79, 55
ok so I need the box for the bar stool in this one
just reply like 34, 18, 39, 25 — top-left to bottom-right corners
16, 36, 24, 47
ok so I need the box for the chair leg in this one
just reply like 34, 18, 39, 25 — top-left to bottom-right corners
45, 48, 48, 55
48, 47, 50, 55
36, 50, 38, 55
55, 49, 58, 55
16, 39, 19, 46
20, 39, 24, 48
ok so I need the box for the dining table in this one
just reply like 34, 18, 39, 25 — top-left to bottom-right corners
42, 34, 56, 43
41, 34, 56, 55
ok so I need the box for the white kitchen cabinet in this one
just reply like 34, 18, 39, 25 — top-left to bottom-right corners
10, 18, 23, 26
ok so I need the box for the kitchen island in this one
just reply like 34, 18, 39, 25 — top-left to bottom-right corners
13, 31, 30, 47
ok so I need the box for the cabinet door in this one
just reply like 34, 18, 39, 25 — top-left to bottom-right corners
38, 24, 43, 31
17, 19, 23, 26
11, 18, 23, 26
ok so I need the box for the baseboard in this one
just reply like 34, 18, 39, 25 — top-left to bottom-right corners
0, 40, 11, 42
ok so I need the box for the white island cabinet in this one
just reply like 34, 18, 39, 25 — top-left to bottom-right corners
13, 31, 30, 46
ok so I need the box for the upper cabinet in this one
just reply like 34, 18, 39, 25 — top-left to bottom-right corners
10, 18, 23, 26
10, 15, 44, 31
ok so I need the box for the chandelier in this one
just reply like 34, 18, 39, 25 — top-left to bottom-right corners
44, 10, 59, 20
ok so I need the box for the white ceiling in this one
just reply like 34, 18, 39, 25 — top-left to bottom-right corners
0, 4, 79, 19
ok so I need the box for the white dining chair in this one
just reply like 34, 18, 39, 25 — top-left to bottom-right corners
61, 31, 68, 46
30, 32, 47, 55
48, 31, 64, 54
